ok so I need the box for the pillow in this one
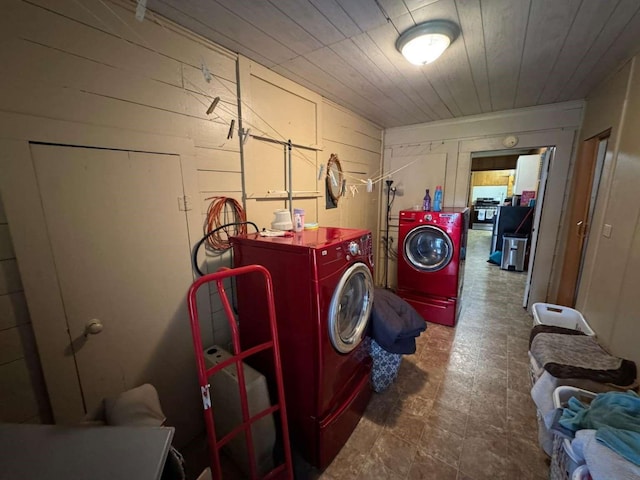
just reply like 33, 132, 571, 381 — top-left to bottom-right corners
104, 383, 167, 426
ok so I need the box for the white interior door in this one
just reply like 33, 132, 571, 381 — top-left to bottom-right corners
31, 144, 200, 445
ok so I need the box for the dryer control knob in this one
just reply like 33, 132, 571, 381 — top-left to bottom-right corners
425, 214, 433, 221
348, 241, 360, 256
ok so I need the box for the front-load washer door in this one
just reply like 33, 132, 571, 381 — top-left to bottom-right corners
404, 225, 454, 272
328, 262, 374, 354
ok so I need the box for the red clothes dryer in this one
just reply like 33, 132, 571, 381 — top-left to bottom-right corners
396, 208, 469, 327
231, 227, 374, 469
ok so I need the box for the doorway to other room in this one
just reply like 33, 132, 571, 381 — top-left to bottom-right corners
465, 147, 553, 310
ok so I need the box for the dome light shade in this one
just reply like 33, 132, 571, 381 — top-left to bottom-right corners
396, 20, 459, 65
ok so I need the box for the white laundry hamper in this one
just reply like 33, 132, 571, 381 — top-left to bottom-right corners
549, 386, 597, 480
532, 303, 595, 336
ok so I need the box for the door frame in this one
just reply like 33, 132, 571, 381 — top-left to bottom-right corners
556, 130, 611, 306
523, 147, 552, 307
458, 129, 577, 309
0, 115, 203, 423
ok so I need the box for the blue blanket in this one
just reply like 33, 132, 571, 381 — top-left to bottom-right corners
368, 288, 426, 354
560, 390, 640, 465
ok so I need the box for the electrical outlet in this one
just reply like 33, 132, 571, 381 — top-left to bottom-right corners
603, 224, 612, 238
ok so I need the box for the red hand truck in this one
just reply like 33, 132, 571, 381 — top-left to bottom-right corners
187, 265, 294, 480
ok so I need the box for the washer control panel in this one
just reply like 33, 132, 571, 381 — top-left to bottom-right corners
342, 234, 373, 266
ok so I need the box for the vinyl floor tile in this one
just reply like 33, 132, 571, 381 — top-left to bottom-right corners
301, 230, 545, 479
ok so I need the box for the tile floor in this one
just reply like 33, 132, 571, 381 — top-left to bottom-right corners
316, 229, 549, 480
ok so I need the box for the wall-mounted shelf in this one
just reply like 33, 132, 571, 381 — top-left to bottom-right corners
250, 134, 322, 152
246, 190, 322, 199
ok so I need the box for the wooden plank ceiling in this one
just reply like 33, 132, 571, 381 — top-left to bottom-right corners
149, 0, 640, 128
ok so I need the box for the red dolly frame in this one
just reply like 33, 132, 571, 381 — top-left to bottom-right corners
187, 265, 294, 480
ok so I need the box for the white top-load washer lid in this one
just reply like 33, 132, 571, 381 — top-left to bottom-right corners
404, 224, 453, 272
328, 262, 374, 354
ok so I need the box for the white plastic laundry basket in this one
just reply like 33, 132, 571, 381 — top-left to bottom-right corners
549, 386, 597, 480
532, 303, 595, 337
571, 465, 591, 480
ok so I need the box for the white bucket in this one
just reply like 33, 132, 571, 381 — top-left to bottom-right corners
271, 209, 292, 231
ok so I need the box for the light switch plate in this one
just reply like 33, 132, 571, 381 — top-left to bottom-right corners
603, 224, 612, 238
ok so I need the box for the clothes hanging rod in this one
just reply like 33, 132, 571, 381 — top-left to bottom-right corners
250, 134, 322, 151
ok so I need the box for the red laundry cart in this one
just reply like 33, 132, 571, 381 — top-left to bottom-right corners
186, 265, 293, 480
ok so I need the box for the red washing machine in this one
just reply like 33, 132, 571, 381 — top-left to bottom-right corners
231, 227, 374, 469
396, 208, 469, 327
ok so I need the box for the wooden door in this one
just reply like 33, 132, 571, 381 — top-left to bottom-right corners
557, 132, 610, 306
31, 144, 201, 445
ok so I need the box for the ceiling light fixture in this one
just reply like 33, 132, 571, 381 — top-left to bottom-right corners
396, 20, 459, 65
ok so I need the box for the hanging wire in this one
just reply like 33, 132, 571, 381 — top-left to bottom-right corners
143, 7, 325, 171
73, 1, 420, 189
191, 197, 260, 277
370, 141, 448, 185
383, 181, 397, 288
203, 197, 247, 250
75, 0, 235, 122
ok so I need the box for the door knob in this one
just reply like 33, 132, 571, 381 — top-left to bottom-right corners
85, 319, 104, 336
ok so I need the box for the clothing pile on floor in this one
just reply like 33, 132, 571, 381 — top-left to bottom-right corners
367, 288, 426, 392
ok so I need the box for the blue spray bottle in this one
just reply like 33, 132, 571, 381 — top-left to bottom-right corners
433, 185, 443, 212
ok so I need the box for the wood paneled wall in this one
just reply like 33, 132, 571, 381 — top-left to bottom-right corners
0, 197, 50, 424
0, 0, 241, 444
381, 102, 583, 299
470, 170, 515, 201
319, 101, 382, 242
573, 57, 640, 369
0, 0, 383, 440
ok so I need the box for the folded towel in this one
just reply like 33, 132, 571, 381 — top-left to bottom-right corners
368, 288, 426, 354
529, 324, 586, 349
598, 427, 640, 466
531, 370, 559, 420
572, 429, 640, 480
560, 390, 640, 464
560, 390, 640, 433
530, 333, 637, 386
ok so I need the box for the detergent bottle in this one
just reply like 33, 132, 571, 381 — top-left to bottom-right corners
422, 189, 431, 211
433, 185, 443, 212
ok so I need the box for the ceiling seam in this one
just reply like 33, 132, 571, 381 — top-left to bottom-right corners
479, 0, 494, 111
453, 0, 484, 115
512, 0, 533, 109
532, 0, 584, 106
562, 0, 640, 102
273, 59, 407, 126
328, 41, 436, 122
360, 29, 445, 121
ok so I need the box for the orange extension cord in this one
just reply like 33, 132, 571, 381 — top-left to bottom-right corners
204, 196, 247, 250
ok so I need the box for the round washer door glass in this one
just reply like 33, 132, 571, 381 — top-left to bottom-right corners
328, 262, 374, 354
404, 225, 453, 272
